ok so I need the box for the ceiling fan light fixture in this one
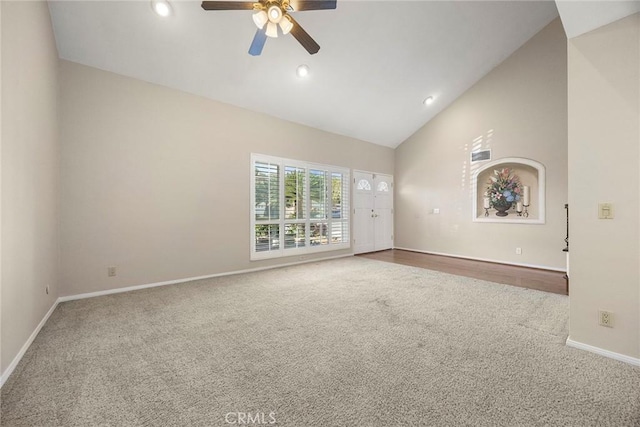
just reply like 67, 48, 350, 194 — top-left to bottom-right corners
151, 0, 172, 17
252, 10, 268, 29
266, 21, 279, 38
267, 5, 283, 23
201, 0, 330, 56
279, 16, 293, 35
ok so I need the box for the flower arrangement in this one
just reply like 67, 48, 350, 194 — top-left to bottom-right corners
486, 168, 522, 208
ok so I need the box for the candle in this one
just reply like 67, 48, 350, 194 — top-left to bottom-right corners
516, 201, 523, 212
523, 186, 530, 205
483, 197, 490, 209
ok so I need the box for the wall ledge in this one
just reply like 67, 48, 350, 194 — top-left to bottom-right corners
566, 337, 640, 367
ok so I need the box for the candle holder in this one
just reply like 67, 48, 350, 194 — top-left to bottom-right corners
516, 206, 523, 217
523, 204, 530, 218
484, 207, 489, 217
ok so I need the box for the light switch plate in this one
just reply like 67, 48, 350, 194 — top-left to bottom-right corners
598, 203, 614, 219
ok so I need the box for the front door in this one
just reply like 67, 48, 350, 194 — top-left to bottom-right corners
353, 171, 393, 254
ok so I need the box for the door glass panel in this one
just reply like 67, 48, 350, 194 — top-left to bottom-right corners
357, 179, 371, 191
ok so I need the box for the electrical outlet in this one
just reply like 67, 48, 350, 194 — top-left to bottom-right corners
107, 266, 117, 277
515, 247, 522, 255
599, 310, 614, 328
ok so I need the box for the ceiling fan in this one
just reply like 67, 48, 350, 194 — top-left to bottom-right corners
201, 0, 336, 56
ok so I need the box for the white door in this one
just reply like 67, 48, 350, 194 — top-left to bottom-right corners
373, 174, 393, 251
353, 171, 375, 254
353, 171, 393, 254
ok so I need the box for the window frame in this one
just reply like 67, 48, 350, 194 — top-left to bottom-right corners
251, 154, 350, 260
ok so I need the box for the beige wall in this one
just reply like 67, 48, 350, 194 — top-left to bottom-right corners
59, 60, 394, 297
394, 19, 568, 270
0, 0, 3, 377
1, 1, 60, 374
567, 13, 640, 358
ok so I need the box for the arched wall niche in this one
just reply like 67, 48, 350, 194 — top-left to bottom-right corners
472, 157, 546, 224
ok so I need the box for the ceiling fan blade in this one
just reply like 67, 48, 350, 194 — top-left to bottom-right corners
289, 0, 336, 11
249, 27, 268, 56
287, 15, 320, 55
201, 1, 257, 11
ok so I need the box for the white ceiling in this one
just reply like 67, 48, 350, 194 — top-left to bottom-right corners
49, 1, 559, 148
555, 0, 640, 39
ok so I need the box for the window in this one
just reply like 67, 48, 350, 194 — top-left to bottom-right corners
254, 161, 280, 254
357, 179, 371, 191
284, 166, 306, 249
251, 154, 350, 259
377, 181, 389, 192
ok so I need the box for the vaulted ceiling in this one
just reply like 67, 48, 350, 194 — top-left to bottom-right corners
49, 1, 559, 147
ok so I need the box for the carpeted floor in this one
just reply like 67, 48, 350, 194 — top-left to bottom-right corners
1, 257, 639, 426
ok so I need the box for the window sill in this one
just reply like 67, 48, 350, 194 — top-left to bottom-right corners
251, 242, 351, 261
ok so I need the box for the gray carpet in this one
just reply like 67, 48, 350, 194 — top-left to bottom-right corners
1, 257, 639, 426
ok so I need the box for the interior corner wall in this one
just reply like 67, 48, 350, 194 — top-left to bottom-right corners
58, 60, 394, 297
567, 13, 640, 359
1, 1, 60, 375
394, 19, 568, 270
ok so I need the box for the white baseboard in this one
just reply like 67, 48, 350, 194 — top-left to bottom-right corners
393, 246, 566, 272
0, 299, 59, 388
59, 253, 352, 303
566, 337, 640, 366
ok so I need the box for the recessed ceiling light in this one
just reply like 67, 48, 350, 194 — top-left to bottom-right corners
151, 0, 172, 17
296, 64, 310, 78
424, 96, 434, 106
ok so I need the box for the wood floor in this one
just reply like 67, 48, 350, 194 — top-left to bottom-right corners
357, 249, 568, 295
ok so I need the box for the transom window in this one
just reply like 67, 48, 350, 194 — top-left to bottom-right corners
251, 154, 350, 260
